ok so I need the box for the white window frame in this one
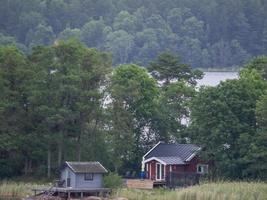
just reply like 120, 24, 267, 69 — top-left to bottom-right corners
156, 163, 165, 180
197, 164, 208, 174
84, 173, 94, 181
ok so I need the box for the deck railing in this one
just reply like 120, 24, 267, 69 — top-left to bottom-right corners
165, 172, 200, 188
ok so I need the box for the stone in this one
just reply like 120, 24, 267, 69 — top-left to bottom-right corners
114, 198, 128, 200
82, 196, 102, 200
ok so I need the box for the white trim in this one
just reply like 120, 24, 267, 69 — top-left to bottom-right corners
163, 164, 166, 180
65, 161, 76, 172
156, 163, 161, 180
65, 161, 108, 173
197, 164, 208, 174
141, 159, 145, 171
149, 163, 151, 179
97, 161, 108, 173
185, 147, 202, 161
143, 141, 162, 158
156, 163, 165, 181
65, 169, 68, 188
143, 156, 166, 165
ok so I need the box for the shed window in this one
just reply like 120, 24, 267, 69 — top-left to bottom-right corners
197, 164, 208, 174
84, 173, 94, 180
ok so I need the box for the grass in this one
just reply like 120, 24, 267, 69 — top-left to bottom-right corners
113, 182, 267, 200
1, 181, 266, 200
0, 181, 48, 198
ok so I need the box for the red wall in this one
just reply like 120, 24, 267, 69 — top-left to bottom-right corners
145, 156, 201, 180
150, 161, 156, 180
172, 164, 185, 173
185, 156, 199, 172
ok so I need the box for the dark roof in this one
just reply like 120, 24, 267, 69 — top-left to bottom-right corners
157, 156, 185, 165
64, 161, 108, 173
144, 142, 200, 161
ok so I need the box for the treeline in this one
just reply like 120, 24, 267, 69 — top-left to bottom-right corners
0, 41, 267, 180
1, 0, 267, 68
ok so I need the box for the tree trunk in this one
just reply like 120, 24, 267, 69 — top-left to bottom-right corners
77, 134, 81, 161
24, 157, 28, 175
77, 115, 85, 161
29, 159, 32, 173
58, 130, 64, 167
58, 141, 62, 167
47, 147, 51, 178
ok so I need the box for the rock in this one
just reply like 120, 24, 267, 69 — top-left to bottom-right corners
26, 194, 62, 200
82, 196, 102, 200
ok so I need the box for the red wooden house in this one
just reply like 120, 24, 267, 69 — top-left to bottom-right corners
141, 142, 208, 181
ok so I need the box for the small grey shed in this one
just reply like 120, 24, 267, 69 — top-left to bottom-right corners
60, 161, 108, 188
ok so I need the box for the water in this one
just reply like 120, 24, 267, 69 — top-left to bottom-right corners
197, 72, 238, 87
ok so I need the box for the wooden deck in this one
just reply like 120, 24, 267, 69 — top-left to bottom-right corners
126, 179, 166, 189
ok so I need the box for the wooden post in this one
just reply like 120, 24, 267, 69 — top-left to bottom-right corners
47, 147, 51, 178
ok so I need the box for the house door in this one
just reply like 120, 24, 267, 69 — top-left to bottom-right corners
66, 170, 71, 187
67, 178, 71, 187
156, 163, 164, 180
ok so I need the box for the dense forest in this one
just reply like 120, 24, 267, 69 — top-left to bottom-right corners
0, 0, 267, 67
0, 40, 267, 180
1, 0, 267, 181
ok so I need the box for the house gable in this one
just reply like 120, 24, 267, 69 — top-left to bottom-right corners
60, 161, 107, 188
144, 143, 201, 162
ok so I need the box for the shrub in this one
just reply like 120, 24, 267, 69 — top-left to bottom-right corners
103, 172, 123, 188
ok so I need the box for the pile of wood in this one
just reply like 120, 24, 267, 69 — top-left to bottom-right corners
126, 179, 154, 189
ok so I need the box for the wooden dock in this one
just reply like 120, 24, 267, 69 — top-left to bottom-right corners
126, 179, 166, 189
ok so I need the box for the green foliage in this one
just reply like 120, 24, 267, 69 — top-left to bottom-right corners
0, 41, 112, 178
148, 52, 203, 86
0, 39, 267, 182
103, 173, 123, 189
1, 0, 266, 67
106, 30, 134, 64
108, 64, 159, 172
150, 82, 196, 141
244, 56, 267, 80
188, 61, 267, 179
81, 19, 106, 48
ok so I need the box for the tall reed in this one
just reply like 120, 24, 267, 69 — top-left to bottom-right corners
0, 181, 47, 198
113, 182, 267, 200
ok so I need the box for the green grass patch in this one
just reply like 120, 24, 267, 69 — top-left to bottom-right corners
1, 181, 266, 199
0, 181, 48, 198
113, 182, 267, 200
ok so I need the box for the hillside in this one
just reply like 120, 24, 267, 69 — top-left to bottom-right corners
1, 0, 267, 67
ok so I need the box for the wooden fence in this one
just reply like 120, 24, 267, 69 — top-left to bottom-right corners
165, 172, 200, 188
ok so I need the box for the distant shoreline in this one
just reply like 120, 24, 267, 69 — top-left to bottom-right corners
197, 67, 242, 72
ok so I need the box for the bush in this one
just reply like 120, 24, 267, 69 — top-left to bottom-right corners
103, 172, 123, 188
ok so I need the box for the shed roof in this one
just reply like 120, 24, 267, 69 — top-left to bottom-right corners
64, 161, 108, 173
144, 142, 201, 162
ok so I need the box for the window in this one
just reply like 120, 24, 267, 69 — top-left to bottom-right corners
84, 173, 94, 180
197, 164, 208, 174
